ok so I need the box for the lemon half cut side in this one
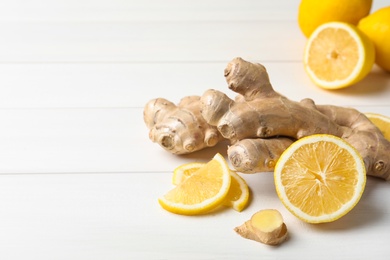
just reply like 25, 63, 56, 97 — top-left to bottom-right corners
274, 134, 366, 223
304, 22, 375, 90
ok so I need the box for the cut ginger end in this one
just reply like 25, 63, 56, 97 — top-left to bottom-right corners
234, 209, 288, 246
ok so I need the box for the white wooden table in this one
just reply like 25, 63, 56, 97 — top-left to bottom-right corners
1, 1, 390, 259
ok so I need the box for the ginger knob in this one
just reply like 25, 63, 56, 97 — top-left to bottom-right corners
234, 209, 288, 246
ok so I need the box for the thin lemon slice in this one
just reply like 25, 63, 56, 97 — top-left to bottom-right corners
172, 162, 250, 212
224, 170, 250, 212
365, 113, 390, 140
172, 162, 207, 185
158, 153, 231, 215
304, 22, 375, 89
274, 134, 366, 223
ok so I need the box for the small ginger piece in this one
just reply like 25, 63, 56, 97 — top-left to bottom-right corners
234, 209, 288, 246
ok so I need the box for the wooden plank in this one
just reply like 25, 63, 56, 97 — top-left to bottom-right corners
0, 20, 305, 62
0, 106, 389, 174
0, 172, 389, 259
0, 1, 389, 259
0, 62, 389, 108
0, 0, 300, 22
0, 108, 185, 174
1, 0, 388, 22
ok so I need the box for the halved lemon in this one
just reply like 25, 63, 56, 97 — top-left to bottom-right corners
304, 22, 375, 89
172, 162, 250, 212
274, 134, 366, 223
158, 153, 231, 215
365, 113, 390, 140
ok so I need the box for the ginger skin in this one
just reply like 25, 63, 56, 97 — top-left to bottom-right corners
144, 96, 224, 154
228, 138, 294, 173
200, 57, 390, 180
143, 57, 390, 180
235, 209, 288, 246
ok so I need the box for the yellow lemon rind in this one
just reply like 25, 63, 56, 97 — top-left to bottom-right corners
298, 0, 373, 38
223, 170, 250, 212
172, 162, 206, 185
358, 6, 390, 72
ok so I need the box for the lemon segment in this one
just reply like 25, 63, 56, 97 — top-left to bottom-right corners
223, 170, 250, 212
365, 113, 390, 141
158, 153, 231, 215
304, 22, 375, 89
172, 162, 206, 185
274, 134, 366, 223
171, 161, 250, 212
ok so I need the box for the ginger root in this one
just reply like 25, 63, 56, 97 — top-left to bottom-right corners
143, 57, 390, 180
228, 137, 294, 173
235, 209, 288, 246
200, 57, 390, 180
143, 96, 224, 154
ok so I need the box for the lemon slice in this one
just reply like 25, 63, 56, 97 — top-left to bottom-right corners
365, 113, 390, 140
224, 170, 250, 212
158, 153, 231, 215
172, 162, 250, 212
274, 134, 366, 223
304, 22, 375, 89
172, 162, 207, 185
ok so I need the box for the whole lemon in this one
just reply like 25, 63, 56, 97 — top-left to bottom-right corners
358, 6, 390, 72
298, 0, 372, 37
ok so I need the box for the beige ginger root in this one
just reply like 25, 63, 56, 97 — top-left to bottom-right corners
235, 209, 288, 246
143, 57, 390, 180
200, 57, 390, 180
144, 96, 224, 154
228, 137, 294, 173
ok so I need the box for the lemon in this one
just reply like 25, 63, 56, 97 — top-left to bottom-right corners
298, 0, 372, 37
304, 22, 375, 89
365, 113, 390, 140
172, 162, 250, 212
358, 6, 390, 72
158, 153, 231, 215
224, 170, 250, 212
171, 162, 206, 185
274, 134, 366, 223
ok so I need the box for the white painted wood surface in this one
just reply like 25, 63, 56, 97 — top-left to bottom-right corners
0, 0, 390, 259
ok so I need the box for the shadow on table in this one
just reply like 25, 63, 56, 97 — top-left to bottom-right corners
311, 177, 388, 232
326, 65, 390, 97
177, 140, 230, 161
